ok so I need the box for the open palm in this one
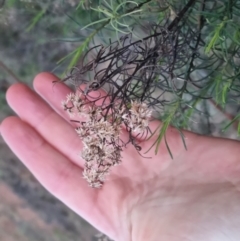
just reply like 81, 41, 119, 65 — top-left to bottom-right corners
1, 73, 240, 241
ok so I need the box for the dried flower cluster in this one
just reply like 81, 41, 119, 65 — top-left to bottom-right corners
62, 92, 152, 188
122, 101, 152, 133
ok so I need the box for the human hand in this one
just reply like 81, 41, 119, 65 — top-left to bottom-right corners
1, 73, 240, 241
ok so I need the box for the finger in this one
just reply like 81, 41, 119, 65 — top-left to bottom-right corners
0, 116, 117, 238
33, 72, 110, 121
6, 82, 85, 167
33, 72, 76, 123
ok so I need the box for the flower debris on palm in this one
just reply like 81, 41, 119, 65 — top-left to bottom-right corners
62, 92, 152, 188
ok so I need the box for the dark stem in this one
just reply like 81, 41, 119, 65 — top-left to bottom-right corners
0, 61, 22, 83
180, 0, 206, 96
126, 0, 153, 13
98, 0, 197, 64
167, 0, 197, 31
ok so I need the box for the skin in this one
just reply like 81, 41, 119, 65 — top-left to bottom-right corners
1, 72, 240, 241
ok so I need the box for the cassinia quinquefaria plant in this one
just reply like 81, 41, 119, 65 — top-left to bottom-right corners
60, 23, 177, 188
60, 21, 189, 187
60, 0, 240, 188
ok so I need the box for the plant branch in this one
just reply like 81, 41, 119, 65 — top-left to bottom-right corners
209, 98, 239, 130
0, 61, 22, 83
167, 0, 197, 31
183, 0, 206, 91
126, 0, 153, 13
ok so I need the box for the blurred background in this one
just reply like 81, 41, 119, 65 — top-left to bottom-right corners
0, 1, 106, 240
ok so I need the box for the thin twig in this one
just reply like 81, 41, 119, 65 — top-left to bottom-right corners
167, 0, 197, 31
126, 0, 153, 13
209, 98, 239, 130
0, 61, 22, 83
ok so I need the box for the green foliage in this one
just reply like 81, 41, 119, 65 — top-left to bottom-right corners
214, 74, 232, 107
57, 34, 92, 70
205, 19, 227, 54
81, 1, 142, 34
223, 113, 240, 132
145, 100, 180, 158
26, 9, 46, 32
